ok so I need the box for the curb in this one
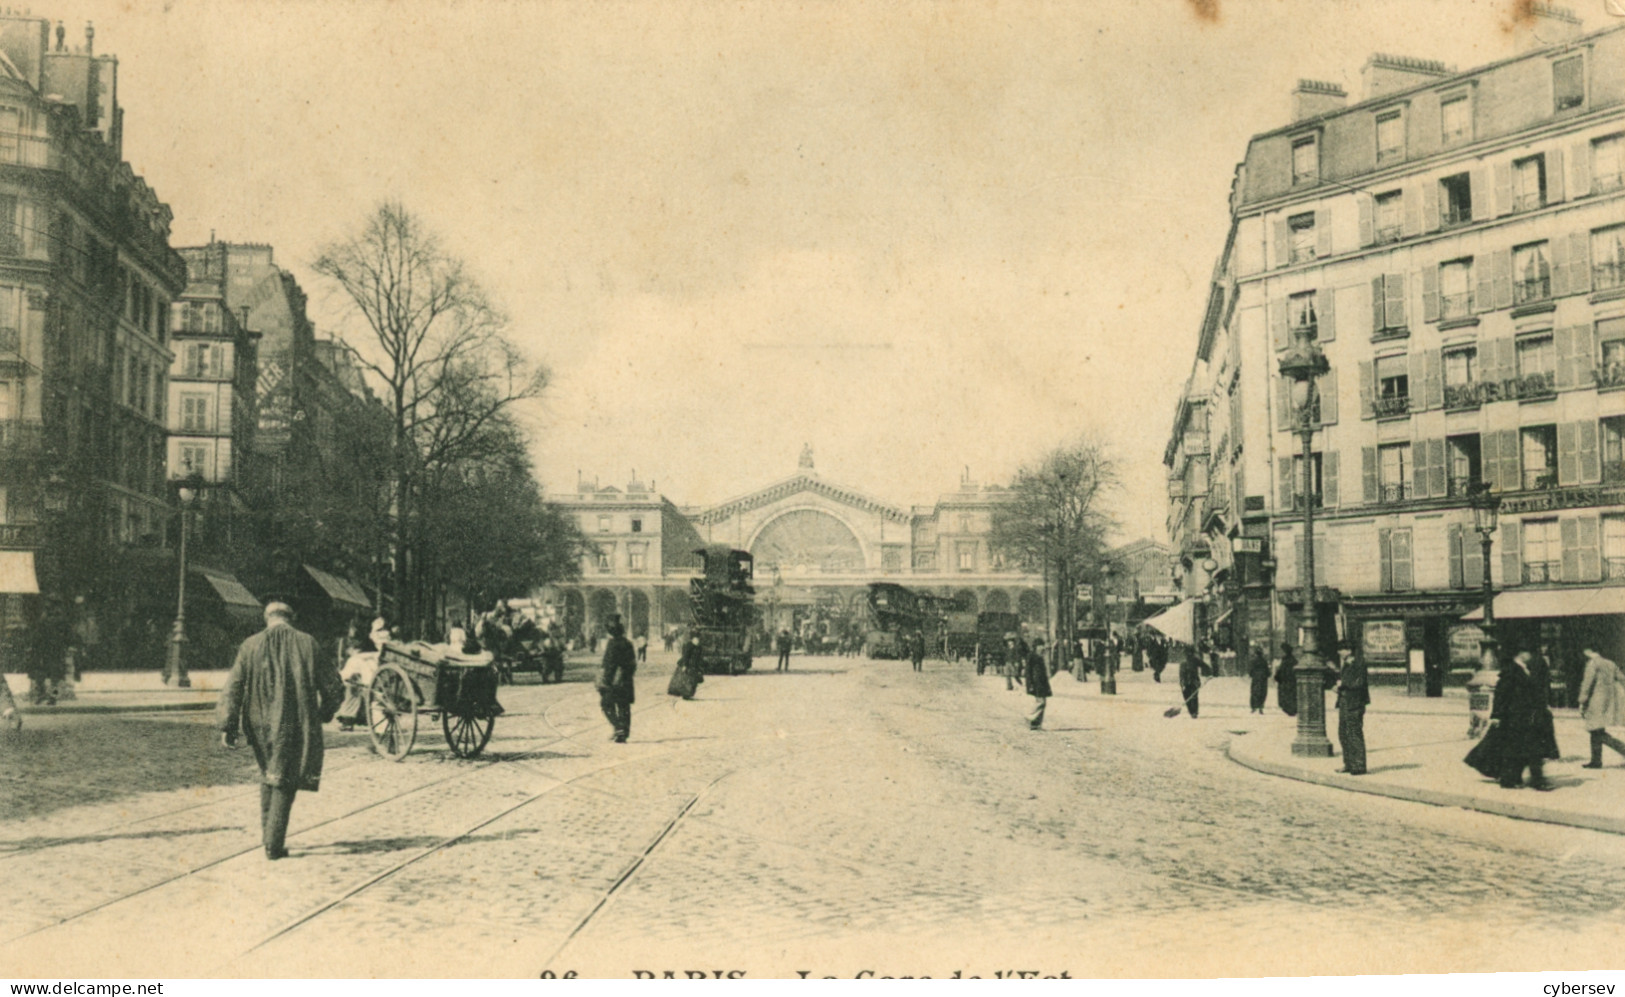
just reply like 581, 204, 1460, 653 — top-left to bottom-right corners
18, 699, 216, 715
1225, 737, 1625, 836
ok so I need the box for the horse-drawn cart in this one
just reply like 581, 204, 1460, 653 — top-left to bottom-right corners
366, 641, 504, 760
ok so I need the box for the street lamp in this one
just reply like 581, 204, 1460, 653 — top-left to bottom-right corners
165, 476, 203, 688
1099, 562, 1118, 695
1278, 324, 1333, 757
1465, 482, 1502, 737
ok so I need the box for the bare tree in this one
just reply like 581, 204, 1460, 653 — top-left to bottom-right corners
989, 437, 1120, 659
314, 202, 548, 634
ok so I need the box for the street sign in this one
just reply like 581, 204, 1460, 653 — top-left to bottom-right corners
1075, 584, 1093, 602
1232, 537, 1263, 554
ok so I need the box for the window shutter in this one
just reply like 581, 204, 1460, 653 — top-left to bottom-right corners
1371, 275, 1386, 332
1471, 166, 1493, 221
1481, 429, 1502, 493
1429, 438, 1447, 497
1318, 286, 1335, 342
1577, 515, 1601, 582
1276, 376, 1294, 432
1392, 529, 1413, 591
1546, 149, 1565, 204
1502, 428, 1523, 493
1573, 322, 1595, 384
1358, 195, 1374, 246
1501, 519, 1521, 587
1279, 456, 1295, 512
1421, 181, 1440, 233
1551, 235, 1571, 298
1578, 420, 1601, 483
1422, 265, 1440, 322
1465, 527, 1484, 588
1409, 351, 1426, 408
1385, 272, 1407, 329
1403, 183, 1422, 237
1316, 210, 1333, 258
1561, 517, 1582, 583
1270, 298, 1288, 352
1492, 249, 1513, 309
1556, 326, 1576, 389
1423, 349, 1443, 409
1318, 369, 1338, 425
1378, 528, 1394, 592
1449, 524, 1465, 589
1498, 338, 1517, 390
1323, 451, 1339, 507
1569, 231, 1591, 295
1359, 360, 1375, 419
1556, 422, 1578, 485
1493, 161, 1513, 216
1273, 218, 1290, 270
1412, 435, 1430, 499
1362, 446, 1378, 504
1569, 139, 1591, 198
1475, 258, 1495, 314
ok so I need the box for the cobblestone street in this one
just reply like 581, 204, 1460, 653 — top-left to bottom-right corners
4, 654, 1624, 978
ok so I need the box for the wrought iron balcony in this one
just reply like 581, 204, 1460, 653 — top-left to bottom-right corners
1440, 292, 1474, 320
1511, 371, 1556, 400
1289, 245, 1317, 265
1512, 192, 1545, 213
1443, 382, 1483, 410
1373, 394, 1411, 418
1374, 225, 1404, 245
1448, 475, 1482, 498
1523, 561, 1560, 584
1441, 206, 1473, 229
1606, 556, 1625, 581
1603, 460, 1625, 484
1596, 172, 1624, 194
1522, 471, 1558, 491
1595, 262, 1625, 291
1597, 363, 1625, 391
1513, 276, 1551, 305
1379, 482, 1411, 504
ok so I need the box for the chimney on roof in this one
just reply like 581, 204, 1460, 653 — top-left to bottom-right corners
53, 20, 62, 51
83, 21, 91, 55
1362, 53, 1451, 100
1290, 79, 1346, 123
1511, 3, 1583, 53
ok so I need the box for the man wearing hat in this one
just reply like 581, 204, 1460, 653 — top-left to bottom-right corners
597, 613, 638, 742
217, 602, 343, 859
1333, 639, 1370, 775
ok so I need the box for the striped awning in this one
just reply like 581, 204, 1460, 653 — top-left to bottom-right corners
303, 565, 371, 611
1461, 587, 1623, 621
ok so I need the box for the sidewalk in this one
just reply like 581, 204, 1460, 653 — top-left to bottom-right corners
1047, 661, 1625, 836
4, 670, 228, 714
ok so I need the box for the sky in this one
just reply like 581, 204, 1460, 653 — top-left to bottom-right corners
48, 0, 1553, 540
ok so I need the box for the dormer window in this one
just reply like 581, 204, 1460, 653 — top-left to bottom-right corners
1375, 109, 1404, 163
1553, 55, 1584, 113
1441, 93, 1471, 144
1291, 135, 1318, 185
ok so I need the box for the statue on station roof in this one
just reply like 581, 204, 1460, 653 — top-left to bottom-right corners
798, 443, 815, 472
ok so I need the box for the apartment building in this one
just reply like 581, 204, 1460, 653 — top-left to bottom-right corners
1168, 11, 1624, 685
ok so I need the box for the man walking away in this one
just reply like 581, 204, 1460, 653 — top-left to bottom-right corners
1024, 637, 1051, 730
910, 629, 925, 672
1580, 646, 1625, 769
217, 602, 343, 860
1178, 642, 1202, 719
597, 615, 637, 742
1335, 641, 1369, 775
1247, 645, 1270, 714
776, 628, 792, 672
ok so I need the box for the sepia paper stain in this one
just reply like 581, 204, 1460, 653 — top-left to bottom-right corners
1187, 0, 1220, 24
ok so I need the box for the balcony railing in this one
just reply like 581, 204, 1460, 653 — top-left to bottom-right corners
1595, 262, 1625, 291
1443, 382, 1484, 410
0, 523, 41, 548
1448, 475, 1482, 497
1440, 292, 1474, 320
1522, 470, 1558, 491
1374, 224, 1404, 245
1596, 363, 1625, 390
1603, 460, 1625, 484
1511, 371, 1556, 400
1524, 560, 1560, 584
1380, 482, 1411, 504
1441, 205, 1473, 228
1596, 172, 1624, 194
1513, 192, 1545, 213
1374, 394, 1411, 418
1514, 276, 1551, 305
1290, 245, 1317, 264
1606, 556, 1625, 581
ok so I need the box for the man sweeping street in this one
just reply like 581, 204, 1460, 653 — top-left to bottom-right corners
217, 602, 343, 860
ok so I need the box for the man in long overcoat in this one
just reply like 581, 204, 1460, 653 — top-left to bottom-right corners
597, 616, 637, 742
1247, 646, 1271, 713
1580, 646, 1625, 768
1178, 642, 1202, 719
1334, 643, 1370, 775
1023, 637, 1051, 730
217, 602, 343, 860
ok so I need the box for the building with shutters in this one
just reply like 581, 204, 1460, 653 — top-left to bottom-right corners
1166, 9, 1625, 688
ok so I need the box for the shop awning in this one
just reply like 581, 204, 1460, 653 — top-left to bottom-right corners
303, 565, 371, 611
0, 550, 38, 595
198, 569, 261, 620
1461, 587, 1624, 621
1141, 599, 1194, 645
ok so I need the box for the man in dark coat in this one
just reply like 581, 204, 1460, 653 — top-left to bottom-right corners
217, 602, 343, 860
1147, 638, 1166, 683
1024, 637, 1051, 730
1178, 643, 1202, 719
597, 616, 638, 742
775, 628, 792, 672
1334, 643, 1370, 775
1276, 643, 1299, 716
1492, 652, 1558, 790
910, 630, 925, 672
1247, 646, 1271, 714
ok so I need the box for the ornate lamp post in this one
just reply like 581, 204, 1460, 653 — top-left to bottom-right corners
164, 476, 203, 688
1278, 325, 1333, 757
1465, 482, 1502, 737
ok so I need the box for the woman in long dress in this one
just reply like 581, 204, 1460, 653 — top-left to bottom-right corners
1276, 643, 1299, 717
668, 635, 705, 700
1248, 646, 1271, 714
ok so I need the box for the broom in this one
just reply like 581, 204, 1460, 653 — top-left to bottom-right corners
1163, 673, 1211, 718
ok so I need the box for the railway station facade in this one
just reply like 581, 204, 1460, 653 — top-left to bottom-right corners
538, 452, 1049, 642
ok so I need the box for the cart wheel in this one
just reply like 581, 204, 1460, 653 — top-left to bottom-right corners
443, 710, 494, 758
367, 664, 417, 761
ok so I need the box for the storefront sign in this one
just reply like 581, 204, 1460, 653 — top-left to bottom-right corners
1449, 624, 1486, 666
1499, 485, 1625, 515
1362, 619, 1407, 661
1232, 537, 1263, 554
